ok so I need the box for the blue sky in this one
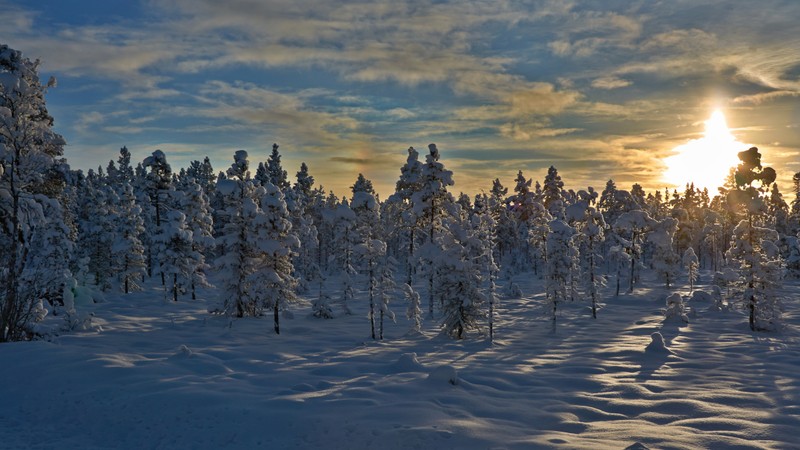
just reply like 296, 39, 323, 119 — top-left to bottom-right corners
2, 0, 799, 198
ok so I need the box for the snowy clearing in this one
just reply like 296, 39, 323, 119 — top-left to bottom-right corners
2, 274, 798, 450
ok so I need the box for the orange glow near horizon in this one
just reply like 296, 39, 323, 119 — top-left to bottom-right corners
663, 110, 744, 192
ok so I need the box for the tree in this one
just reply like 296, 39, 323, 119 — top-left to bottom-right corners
412, 144, 454, 316
546, 219, 576, 328
613, 210, 654, 293
180, 179, 214, 299
387, 147, 423, 285
726, 146, 781, 331
142, 149, 173, 286
213, 152, 260, 317
543, 166, 565, 220
649, 217, 680, 289
403, 283, 423, 333
266, 143, 290, 191
111, 183, 147, 294
437, 221, 485, 339
0, 44, 68, 341
572, 202, 606, 318
251, 182, 299, 334
159, 210, 199, 302
683, 247, 699, 292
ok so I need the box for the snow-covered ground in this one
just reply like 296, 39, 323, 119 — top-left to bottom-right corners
2, 273, 798, 449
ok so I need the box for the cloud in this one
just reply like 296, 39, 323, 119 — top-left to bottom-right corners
591, 76, 631, 90
330, 156, 368, 164
733, 90, 800, 105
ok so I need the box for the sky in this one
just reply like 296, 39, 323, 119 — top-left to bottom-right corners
2, 0, 799, 199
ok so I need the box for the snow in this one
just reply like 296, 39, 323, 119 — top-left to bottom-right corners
2, 273, 799, 449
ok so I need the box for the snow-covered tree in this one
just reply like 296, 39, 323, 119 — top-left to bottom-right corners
545, 220, 576, 327
412, 144, 454, 316
571, 202, 606, 318
613, 210, 654, 293
159, 210, 199, 302
437, 222, 485, 339
142, 149, 174, 286
111, 183, 147, 294
185, 157, 215, 196
386, 147, 424, 284
664, 293, 688, 323
180, 179, 214, 299
250, 182, 299, 334
683, 247, 699, 292
726, 146, 782, 331
213, 152, 260, 317
0, 44, 68, 341
543, 166, 566, 220
403, 283, 423, 333
649, 217, 680, 289
266, 143, 290, 191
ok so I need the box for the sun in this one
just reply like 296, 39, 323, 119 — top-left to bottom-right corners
663, 109, 744, 192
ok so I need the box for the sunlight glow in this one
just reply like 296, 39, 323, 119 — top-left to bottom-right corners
663, 110, 744, 192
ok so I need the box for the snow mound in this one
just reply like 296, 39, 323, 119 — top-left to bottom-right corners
689, 290, 713, 303
645, 332, 672, 354
504, 282, 522, 299
169, 344, 194, 359
428, 365, 459, 385
391, 352, 425, 372
664, 293, 688, 323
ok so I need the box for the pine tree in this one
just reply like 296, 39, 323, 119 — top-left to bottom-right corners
546, 220, 576, 328
437, 222, 485, 339
142, 149, 174, 286
403, 283, 423, 333
650, 217, 680, 289
159, 210, 199, 302
0, 45, 68, 341
111, 183, 147, 294
412, 144, 454, 316
387, 147, 424, 284
251, 182, 299, 334
213, 152, 260, 317
726, 146, 781, 331
543, 166, 566, 220
683, 247, 699, 292
613, 210, 654, 293
574, 205, 606, 318
186, 157, 216, 196
266, 143, 290, 191
180, 180, 214, 299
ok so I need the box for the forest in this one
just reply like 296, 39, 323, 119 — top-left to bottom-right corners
1, 43, 797, 344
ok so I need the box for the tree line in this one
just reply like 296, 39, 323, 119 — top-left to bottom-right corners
2, 44, 797, 342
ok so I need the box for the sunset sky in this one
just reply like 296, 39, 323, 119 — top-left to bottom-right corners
2, 0, 799, 198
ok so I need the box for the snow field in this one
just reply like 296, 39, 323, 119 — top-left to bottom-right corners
1, 272, 799, 449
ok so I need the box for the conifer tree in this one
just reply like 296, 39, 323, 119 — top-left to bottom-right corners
386, 147, 423, 285
412, 144, 454, 316
543, 166, 566, 220
546, 220, 576, 328
142, 149, 174, 286
726, 147, 782, 330
683, 247, 699, 292
0, 44, 68, 341
437, 221, 485, 339
266, 143, 290, 191
112, 183, 147, 294
251, 182, 299, 334
180, 180, 214, 299
403, 283, 423, 333
650, 217, 680, 289
159, 210, 199, 302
